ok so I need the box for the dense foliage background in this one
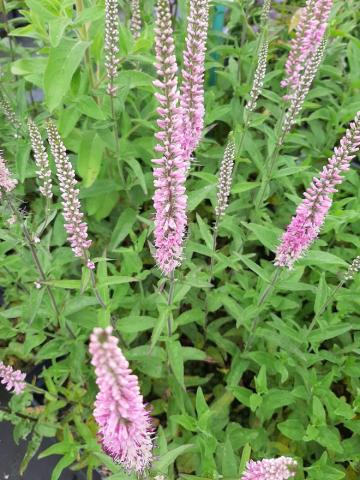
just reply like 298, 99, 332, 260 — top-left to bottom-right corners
1, 0, 360, 478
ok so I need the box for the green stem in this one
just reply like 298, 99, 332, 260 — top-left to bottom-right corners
0, 0, 15, 63
167, 271, 175, 336
306, 280, 345, 337
4, 195, 75, 338
89, 268, 107, 309
109, 92, 124, 184
75, 0, 97, 96
255, 107, 287, 209
243, 267, 282, 352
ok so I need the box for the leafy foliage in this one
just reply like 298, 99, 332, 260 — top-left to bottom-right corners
0, 0, 360, 479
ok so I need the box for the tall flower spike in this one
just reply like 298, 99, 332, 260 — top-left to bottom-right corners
241, 457, 297, 480
0, 151, 17, 197
46, 121, 94, 270
180, 0, 209, 168
282, 39, 326, 135
28, 119, 53, 199
246, 39, 269, 112
89, 327, 153, 473
130, 0, 142, 39
152, 0, 187, 275
275, 112, 360, 269
215, 139, 235, 219
281, 0, 332, 95
105, 0, 120, 96
0, 94, 21, 134
0, 362, 26, 395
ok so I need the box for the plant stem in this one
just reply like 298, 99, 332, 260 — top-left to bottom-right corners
306, 279, 345, 336
4, 195, 76, 337
243, 267, 282, 352
109, 92, 124, 184
89, 268, 107, 309
255, 107, 287, 209
167, 271, 175, 336
75, 0, 97, 97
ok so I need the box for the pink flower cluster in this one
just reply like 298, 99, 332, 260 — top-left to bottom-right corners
0, 151, 17, 197
0, 361, 26, 395
152, 0, 188, 275
152, 0, 209, 274
242, 457, 297, 480
89, 327, 153, 474
281, 0, 333, 96
180, 0, 209, 167
46, 121, 94, 270
275, 111, 360, 269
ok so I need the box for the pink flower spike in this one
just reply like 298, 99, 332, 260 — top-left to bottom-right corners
89, 327, 153, 473
275, 111, 360, 269
46, 120, 93, 267
0, 362, 26, 395
0, 151, 17, 197
282, 0, 333, 95
180, 0, 209, 167
241, 456, 297, 480
152, 0, 188, 275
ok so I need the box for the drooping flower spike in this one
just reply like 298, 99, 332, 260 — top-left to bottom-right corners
281, 0, 333, 96
180, 0, 209, 167
0, 93, 21, 135
241, 456, 297, 480
46, 121, 94, 270
89, 327, 153, 474
0, 361, 26, 395
104, 0, 120, 96
0, 150, 17, 197
152, 0, 187, 275
28, 119, 53, 199
275, 111, 360, 269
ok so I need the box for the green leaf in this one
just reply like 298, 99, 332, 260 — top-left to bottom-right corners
109, 208, 137, 250
278, 419, 306, 441
222, 435, 238, 477
48, 17, 71, 47
20, 432, 43, 475
51, 454, 77, 480
168, 340, 185, 388
244, 223, 281, 252
117, 315, 156, 333
196, 213, 213, 250
78, 132, 105, 187
314, 273, 328, 316
153, 444, 195, 473
44, 38, 90, 111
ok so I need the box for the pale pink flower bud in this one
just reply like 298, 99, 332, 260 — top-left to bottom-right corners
28, 118, 53, 199
179, 0, 209, 167
0, 361, 26, 395
130, 0, 142, 39
282, 0, 333, 94
89, 327, 153, 473
275, 111, 360, 268
105, 0, 120, 96
0, 150, 17, 198
215, 139, 235, 218
46, 120, 93, 267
